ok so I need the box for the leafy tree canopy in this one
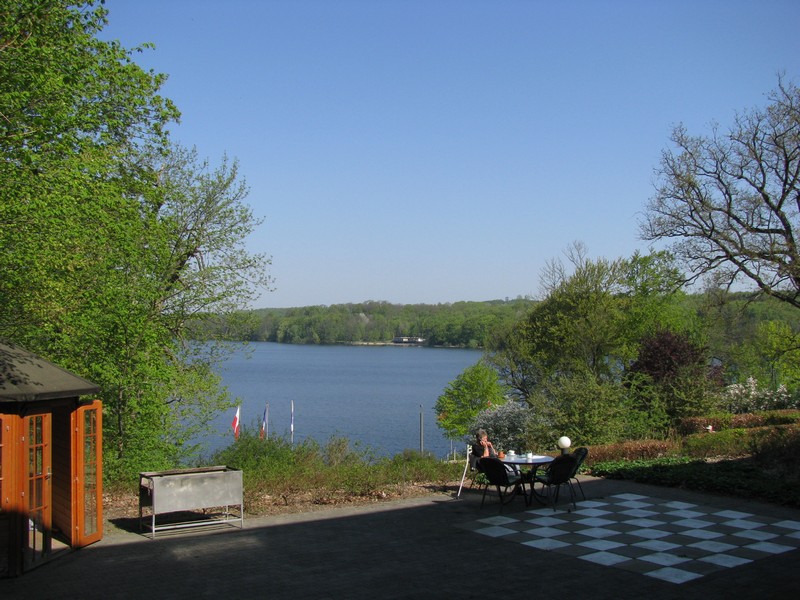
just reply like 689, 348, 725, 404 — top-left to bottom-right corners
0, 1, 271, 478
434, 361, 508, 441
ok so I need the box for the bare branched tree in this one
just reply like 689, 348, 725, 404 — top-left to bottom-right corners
641, 77, 800, 309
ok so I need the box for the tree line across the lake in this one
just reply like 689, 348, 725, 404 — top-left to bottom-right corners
200, 291, 797, 357
205, 298, 534, 347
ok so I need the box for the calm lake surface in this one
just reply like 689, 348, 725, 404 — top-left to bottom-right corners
200, 342, 483, 458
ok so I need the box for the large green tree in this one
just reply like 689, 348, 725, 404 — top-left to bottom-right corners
486, 246, 691, 445
488, 245, 687, 396
434, 362, 508, 442
0, 1, 271, 478
1, 0, 177, 338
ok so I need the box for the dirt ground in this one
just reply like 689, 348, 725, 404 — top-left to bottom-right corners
102, 480, 456, 527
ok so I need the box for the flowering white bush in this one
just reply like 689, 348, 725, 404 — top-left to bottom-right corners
468, 401, 534, 453
721, 377, 798, 413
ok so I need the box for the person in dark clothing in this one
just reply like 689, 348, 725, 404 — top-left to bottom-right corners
471, 428, 498, 459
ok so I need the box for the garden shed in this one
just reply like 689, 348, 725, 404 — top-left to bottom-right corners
0, 341, 103, 577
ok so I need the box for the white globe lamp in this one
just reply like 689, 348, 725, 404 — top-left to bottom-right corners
557, 436, 572, 455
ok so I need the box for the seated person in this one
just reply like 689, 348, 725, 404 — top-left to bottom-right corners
471, 428, 497, 459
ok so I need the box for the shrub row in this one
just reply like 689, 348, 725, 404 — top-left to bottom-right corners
584, 423, 800, 464
676, 410, 800, 435
590, 456, 800, 507
579, 439, 679, 465
586, 422, 800, 507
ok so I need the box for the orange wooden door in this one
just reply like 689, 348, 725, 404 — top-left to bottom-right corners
0, 414, 16, 577
0, 413, 12, 514
72, 400, 103, 547
23, 411, 52, 569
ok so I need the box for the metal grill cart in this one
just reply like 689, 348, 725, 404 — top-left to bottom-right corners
138, 466, 244, 538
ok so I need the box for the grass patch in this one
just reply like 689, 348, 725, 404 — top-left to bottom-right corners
209, 430, 463, 512
681, 428, 753, 458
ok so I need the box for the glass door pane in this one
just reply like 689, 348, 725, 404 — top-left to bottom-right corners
74, 401, 103, 547
24, 413, 51, 569
82, 409, 98, 537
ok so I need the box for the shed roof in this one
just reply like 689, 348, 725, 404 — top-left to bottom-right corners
0, 341, 100, 402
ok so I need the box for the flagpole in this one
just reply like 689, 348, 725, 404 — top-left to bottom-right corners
419, 404, 423, 454
260, 401, 269, 440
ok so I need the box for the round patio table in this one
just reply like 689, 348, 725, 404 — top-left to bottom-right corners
500, 454, 554, 505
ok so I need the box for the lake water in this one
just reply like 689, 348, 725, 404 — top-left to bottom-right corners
200, 342, 483, 458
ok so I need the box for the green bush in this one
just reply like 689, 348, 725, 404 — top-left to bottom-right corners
749, 425, 800, 475
381, 450, 450, 482
676, 414, 732, 435
754, 410, 800, 426
209, 428, 462, 511
590, 456, 696, 483
470, 401, 533, 453
681, 429, 752, 458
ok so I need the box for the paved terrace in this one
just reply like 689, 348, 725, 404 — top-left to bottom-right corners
2, 476, 799, 599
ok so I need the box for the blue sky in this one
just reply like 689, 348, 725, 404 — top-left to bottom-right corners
101, 0, 800, 308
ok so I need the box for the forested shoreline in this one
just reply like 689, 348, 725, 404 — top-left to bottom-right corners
243, 298, 534, 347
201, 292, 796, 353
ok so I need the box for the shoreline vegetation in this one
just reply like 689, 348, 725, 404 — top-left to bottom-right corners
196, 293, 797, 350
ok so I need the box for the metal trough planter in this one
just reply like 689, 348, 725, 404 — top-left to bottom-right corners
138, 466, 244, 538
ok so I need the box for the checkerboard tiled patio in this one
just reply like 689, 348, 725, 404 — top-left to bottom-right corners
464, 493, 800, 584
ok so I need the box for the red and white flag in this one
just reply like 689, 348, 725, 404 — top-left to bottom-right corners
231, 405, 241, 439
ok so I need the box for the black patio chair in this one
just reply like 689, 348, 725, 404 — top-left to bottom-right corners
478, 457, 526, 508
533, 453, 578, 511
569, 447, 588, 500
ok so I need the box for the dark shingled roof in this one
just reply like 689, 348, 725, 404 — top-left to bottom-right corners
0, 341, 100, 402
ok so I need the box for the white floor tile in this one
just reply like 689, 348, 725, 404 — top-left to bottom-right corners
699, 553, 753, 568
639, 552, 691, 566
579, 551, 630, 566
578, 539, 626, 551
687, 540, 737, 553
714, 510, 754, 519
522, 537, 570, 551
475, 525, 516, 538
628, 528, 671, 540
633, 539, 681, 552
745, 541, 795, 554
645, 567, 704, 584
